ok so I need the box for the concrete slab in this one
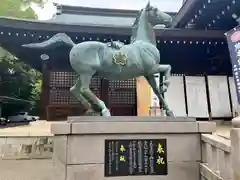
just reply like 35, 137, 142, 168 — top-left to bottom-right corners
0, 120, 232, 139
0, 121, 53, 137
214, 122, 231, 139
68, 116, 196, 122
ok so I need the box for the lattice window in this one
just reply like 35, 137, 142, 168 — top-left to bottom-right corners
90, 77, 101, 89
49, 90, 78, 104
49, 71, 101, 105
108, 90, 136, 104
49, 71, 77, 88
49, 89, 101, 105
109, 79, 136, 89
50, 71, 101, 89
108, 79, 136, 105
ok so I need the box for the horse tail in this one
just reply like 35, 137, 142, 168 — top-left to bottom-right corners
22, 33, 75, 49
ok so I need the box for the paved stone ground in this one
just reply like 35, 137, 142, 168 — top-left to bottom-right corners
0, 159, 62, 180
0, 121, 54, 137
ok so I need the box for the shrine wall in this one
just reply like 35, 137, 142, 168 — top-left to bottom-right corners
149, 74, 236, 119
45, 70, 236, 119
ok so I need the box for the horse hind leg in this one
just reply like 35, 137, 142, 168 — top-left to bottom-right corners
145, 75, 174, 117
70, 77, 95, 114
78, 72, 111, 117
149, 64, 171, 93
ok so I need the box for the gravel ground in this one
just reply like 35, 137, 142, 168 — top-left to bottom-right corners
0, 159, 62, 180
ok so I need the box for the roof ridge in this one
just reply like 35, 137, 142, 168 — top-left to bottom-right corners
53, 3, 176, 18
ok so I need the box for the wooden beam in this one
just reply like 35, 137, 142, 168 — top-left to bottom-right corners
0, 17, 226, 39
58, 4, 176, 17
136, 77, 151, 116
171, 0, 200, 28
0, 96, 32, 103
40, 59, 50, 120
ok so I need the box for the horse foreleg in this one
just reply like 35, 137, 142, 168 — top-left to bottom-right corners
149, 64, 171, 93
78, 73, 111, 117
145, 75, 174, 117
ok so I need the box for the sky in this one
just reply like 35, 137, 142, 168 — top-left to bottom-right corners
33, 0, 183, 20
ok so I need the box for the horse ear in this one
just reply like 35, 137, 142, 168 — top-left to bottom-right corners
146, 1, 151, 9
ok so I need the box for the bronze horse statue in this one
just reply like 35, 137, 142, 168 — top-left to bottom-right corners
22, 2, 174, 117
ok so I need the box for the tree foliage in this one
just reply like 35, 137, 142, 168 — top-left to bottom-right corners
0, 0, 46, 116
0, 0, 46, 19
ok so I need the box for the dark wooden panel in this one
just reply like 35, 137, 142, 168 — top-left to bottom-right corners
46, 71, 137, 119
108, 79, 137, 116
49, 71, 77, 88
108, 79, 136, 105
49, 71, 101, 105
46, 105, 85, 121
110, 106, 137, 116
108, 90, 136, 105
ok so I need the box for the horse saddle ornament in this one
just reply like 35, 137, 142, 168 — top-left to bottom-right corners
112, 51, 128, 66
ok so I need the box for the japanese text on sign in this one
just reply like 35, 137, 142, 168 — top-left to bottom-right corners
225, 28, 240, 104
104, 139, 167, 177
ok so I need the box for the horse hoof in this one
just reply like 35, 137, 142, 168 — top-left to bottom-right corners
85, 109, 100, 116
101, 109, 111, 117
70, 86, 76, 93
166, 110, 174, 117
160, 86, 167, 94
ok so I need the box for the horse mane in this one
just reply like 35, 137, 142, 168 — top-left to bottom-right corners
131, 8, 156, 46
132, 9, 144, 27
131, 9, 144, 43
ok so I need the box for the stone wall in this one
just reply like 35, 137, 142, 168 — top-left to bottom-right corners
0, 136, 53, 159
200, 134, 232, 180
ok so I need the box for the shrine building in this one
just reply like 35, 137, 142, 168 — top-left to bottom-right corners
0, 1, 238, 120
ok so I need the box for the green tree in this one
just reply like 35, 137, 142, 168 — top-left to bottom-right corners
0, 0, 46, 116
0, 0, 46, 19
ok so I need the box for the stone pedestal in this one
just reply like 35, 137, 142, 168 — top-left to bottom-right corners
51, 117, 216, 180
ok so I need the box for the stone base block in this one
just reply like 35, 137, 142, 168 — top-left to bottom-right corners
65, 162, 199, 180
51, 116, 216, 180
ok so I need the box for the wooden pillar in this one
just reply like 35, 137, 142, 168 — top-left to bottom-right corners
136, 76, 151, 116
0, 102, 2, 117
40, 55, 50, 120
101, 79, 109, 107
231, 117, 240, 180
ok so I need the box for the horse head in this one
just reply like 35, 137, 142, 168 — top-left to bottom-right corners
131, 2, 173, 44
145, 2, 173, 28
